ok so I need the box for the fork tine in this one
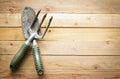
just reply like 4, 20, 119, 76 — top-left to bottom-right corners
37, 13, 47, 29
39, 13, 47, 28
37, 13, 47, 33
41, 16, 53, 39
30, 10, 41, 28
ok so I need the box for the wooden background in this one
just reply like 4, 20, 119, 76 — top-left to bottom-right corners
0, 0, 120, 79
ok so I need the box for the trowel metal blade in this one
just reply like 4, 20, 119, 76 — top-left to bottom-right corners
21, 7, 40, 39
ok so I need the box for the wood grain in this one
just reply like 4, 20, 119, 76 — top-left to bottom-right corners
1, 55, 120, 79
0, 13, 120, 27
0, 0, 120, 78
0, 41, 120, 55
0, 70, 120, 79
0, 55, 120, 70
0, 0, 120, 13
0, 28, 120, 41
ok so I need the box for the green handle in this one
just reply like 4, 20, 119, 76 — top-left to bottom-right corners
32, 44, 44, 76
10, 43, 29, 71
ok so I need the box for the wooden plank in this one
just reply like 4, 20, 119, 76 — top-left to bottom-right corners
1, 55, 120, 78
0, 0, 120, 13
0, 55, 120, 79
0, 70, 120, 79
0, 55, 120, 70
0, 13, 120, 27
0, 28, 120, 41
0, 41, 120, 55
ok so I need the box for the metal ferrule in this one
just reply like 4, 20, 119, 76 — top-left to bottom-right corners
33, 39, 37, 45
25, 33, 36, 45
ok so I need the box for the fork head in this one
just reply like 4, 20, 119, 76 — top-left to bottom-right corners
29, 9, 53, 39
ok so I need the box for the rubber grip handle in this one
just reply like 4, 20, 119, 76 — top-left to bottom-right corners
10, 43, 29, 71
32, 44, 44, 76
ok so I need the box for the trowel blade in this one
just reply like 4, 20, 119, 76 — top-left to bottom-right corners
21, 7, 40, 39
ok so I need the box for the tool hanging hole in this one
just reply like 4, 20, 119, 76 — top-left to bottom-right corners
38, 70, 44, 76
